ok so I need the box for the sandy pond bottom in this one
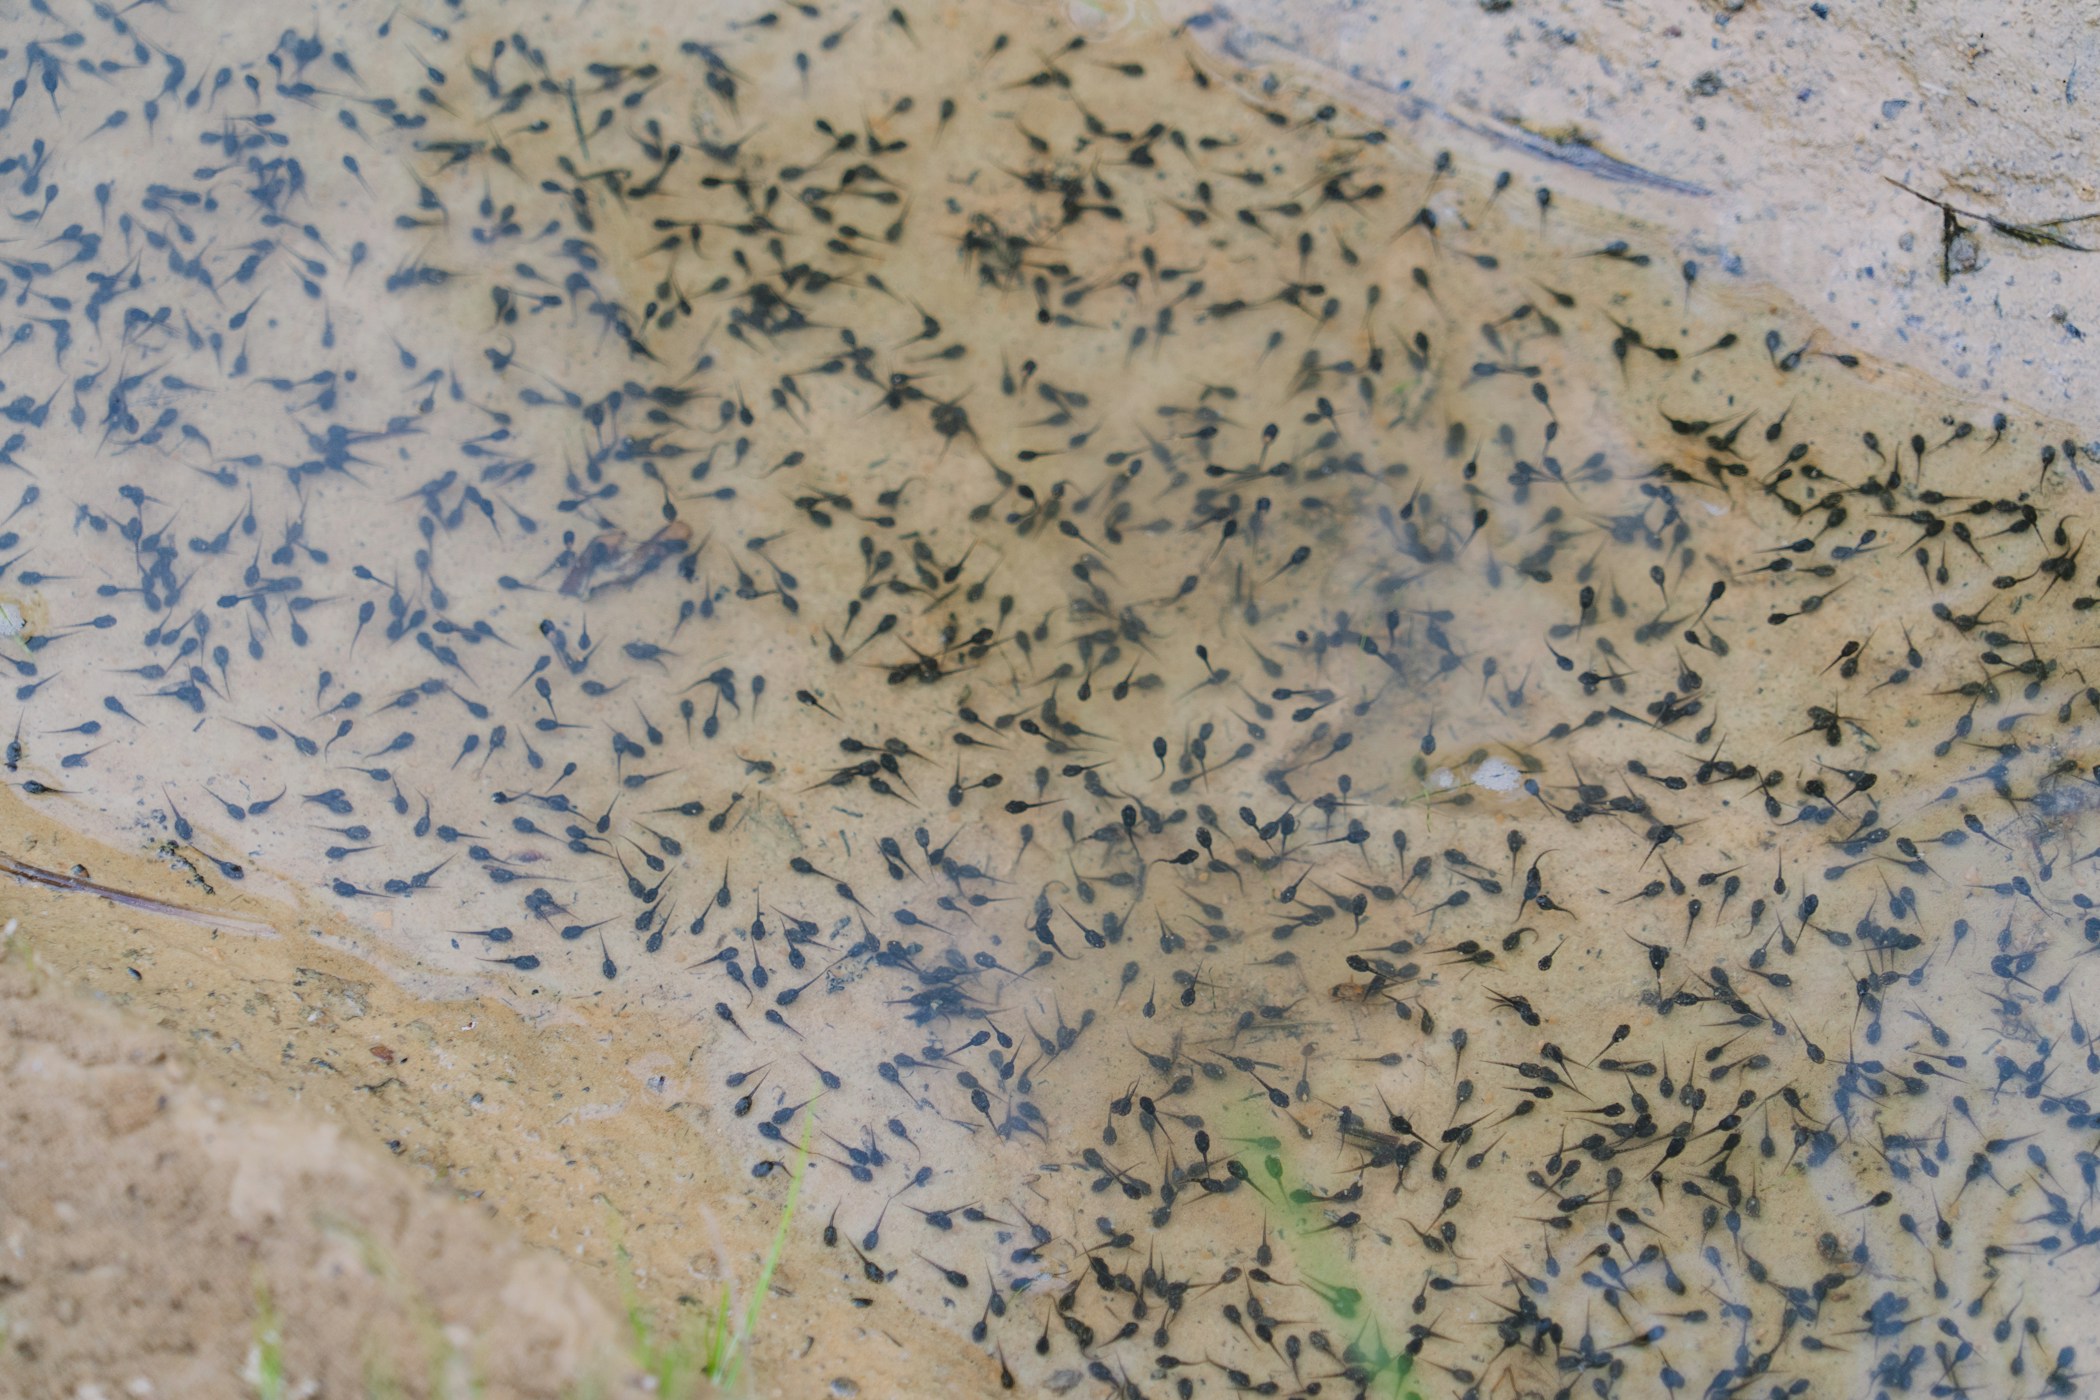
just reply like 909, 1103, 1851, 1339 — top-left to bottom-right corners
3, 0, 2099, 1397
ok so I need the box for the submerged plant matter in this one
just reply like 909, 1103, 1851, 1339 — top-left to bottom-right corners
2, 2, 2097, 1397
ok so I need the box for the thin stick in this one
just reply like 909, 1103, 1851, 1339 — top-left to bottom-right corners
0, 851, 277, 937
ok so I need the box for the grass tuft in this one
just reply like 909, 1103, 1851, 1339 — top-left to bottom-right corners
247, 1275, 287, 1400
612, 1123, 809, 1396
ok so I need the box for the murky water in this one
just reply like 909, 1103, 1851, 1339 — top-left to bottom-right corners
4, 0, 2098, 1395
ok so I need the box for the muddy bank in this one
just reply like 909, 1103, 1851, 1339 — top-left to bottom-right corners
0, 798, 992, 1399
1, 914, 628, 1399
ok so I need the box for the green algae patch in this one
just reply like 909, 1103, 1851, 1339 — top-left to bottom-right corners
1214, 1099, 1426, 1400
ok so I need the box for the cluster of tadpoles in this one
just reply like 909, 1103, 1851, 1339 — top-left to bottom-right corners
2, 2, 2097, 1396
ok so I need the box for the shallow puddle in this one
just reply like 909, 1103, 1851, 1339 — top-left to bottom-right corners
4, 1, 2098, 1396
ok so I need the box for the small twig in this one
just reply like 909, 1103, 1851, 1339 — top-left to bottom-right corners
1886, 177, 2095, 254
0, 851, 276, 936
